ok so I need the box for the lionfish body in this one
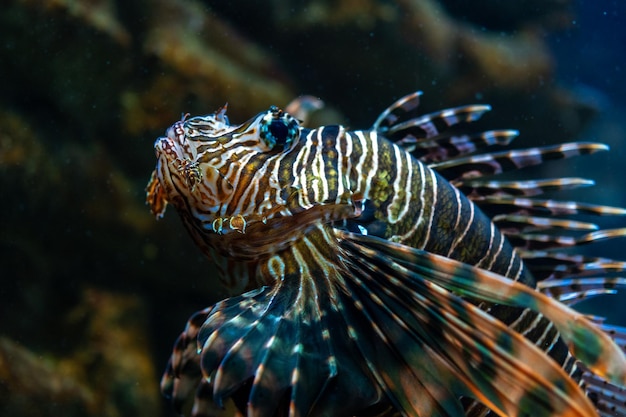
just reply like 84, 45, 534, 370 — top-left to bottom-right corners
147, 92, 626, 417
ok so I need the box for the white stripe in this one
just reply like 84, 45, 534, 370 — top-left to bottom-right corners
387, 143, 404, 223
218, 152, 256, 217
366, 132, 379, 198
395, 163, 426, 244
354, 131, 378, 198
334, 127, 345, 203
475, 221, 496, 268
452, 186, 462, 232
422, 168, 437, 248
534, 321, 556, 349
447, 197, 474, 257
317, 128, 329, 202
344, 129, 353, 197
402, 150, 414, 219
508, 307, 533, 331
485, 229, 505, 271
295, 130, 316, 210
504, 251, 517, 278
235, 152, 282, 215
269, 155, 285, 206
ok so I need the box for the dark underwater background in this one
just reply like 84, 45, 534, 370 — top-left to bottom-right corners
1, 0, 625, 416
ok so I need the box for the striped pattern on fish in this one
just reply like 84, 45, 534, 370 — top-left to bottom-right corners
147, 91, 626, 417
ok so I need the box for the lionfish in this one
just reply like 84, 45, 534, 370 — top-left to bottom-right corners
147, 91, 626, 417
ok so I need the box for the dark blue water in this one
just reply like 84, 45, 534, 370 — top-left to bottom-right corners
545, 1, 626, 322
550, 1, 626, 104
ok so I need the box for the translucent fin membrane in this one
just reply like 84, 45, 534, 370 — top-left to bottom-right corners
337, 230, 599, 417
338, 230, 626, 388
160, 308, 215, 416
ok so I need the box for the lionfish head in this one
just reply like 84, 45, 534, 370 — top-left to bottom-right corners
146, 104, 303, 256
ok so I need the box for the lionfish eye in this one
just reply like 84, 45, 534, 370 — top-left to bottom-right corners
259, 105, 300, 150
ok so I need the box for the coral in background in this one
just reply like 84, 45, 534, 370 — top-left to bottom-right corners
0, 289, 158, 417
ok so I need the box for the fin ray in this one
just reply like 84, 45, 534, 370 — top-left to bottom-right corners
337, 230, 602, 417
337, 230, 626, 388
431, 142, 609, 184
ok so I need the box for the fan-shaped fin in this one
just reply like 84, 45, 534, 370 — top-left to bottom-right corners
337, 230, 626, 388
344, 260, 517, 416
354, 305, 478, 416
160, 308, 219, 416
183, 235, 388, 417
337, 230, 601, 417
335, 262, 472, 417
198, 291, 274, 388
194, 281, 340, 417
211, 311, 283, 405
246, 317, 296, 417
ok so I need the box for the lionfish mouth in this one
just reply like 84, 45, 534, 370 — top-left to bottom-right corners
148, 107, 242, 223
